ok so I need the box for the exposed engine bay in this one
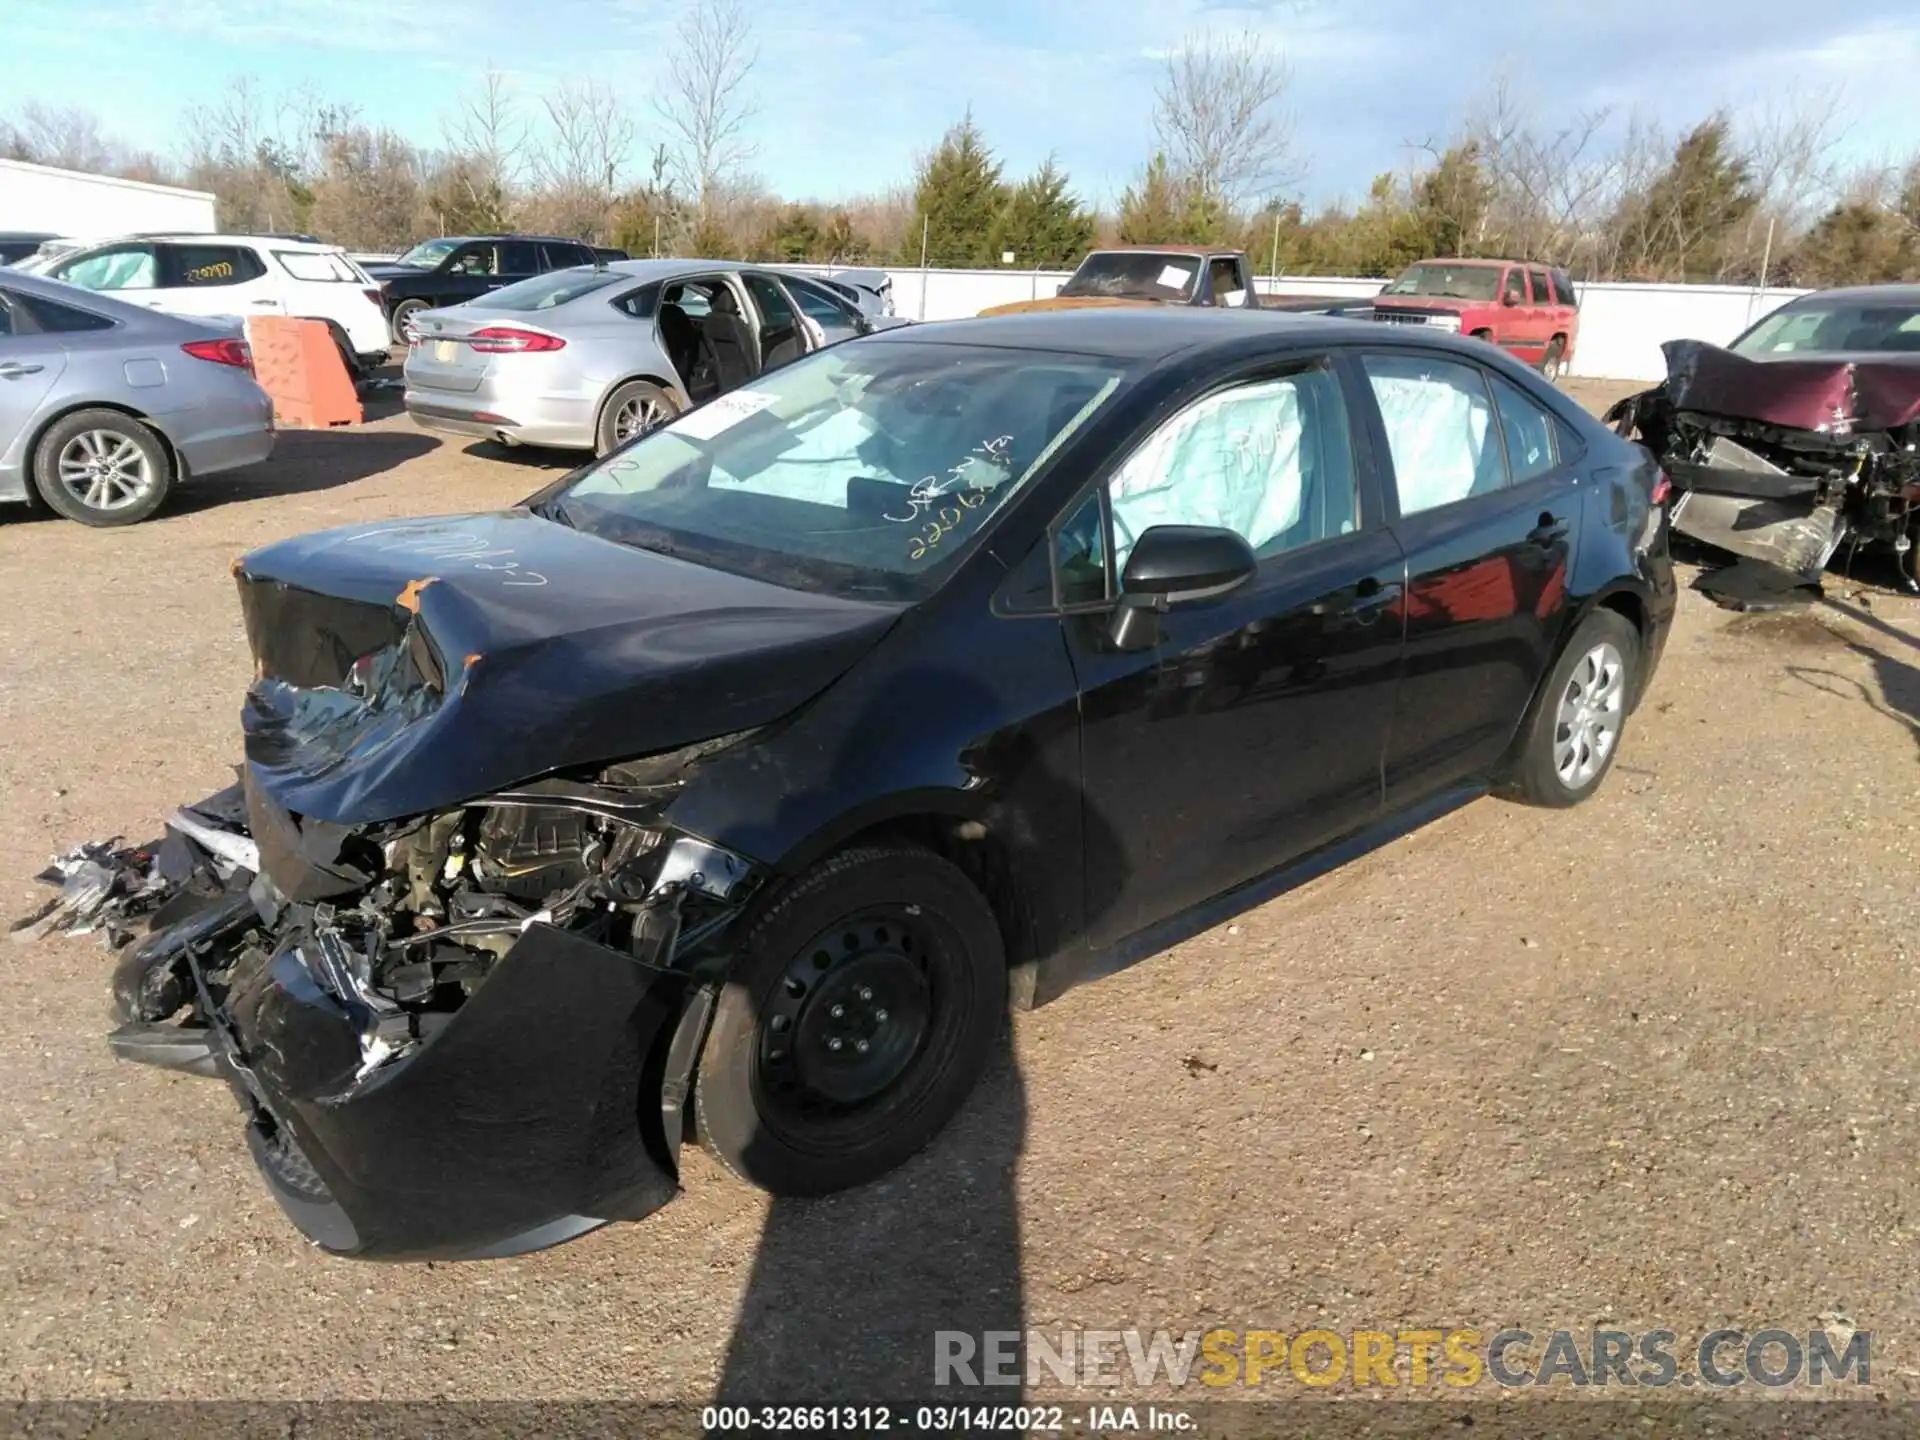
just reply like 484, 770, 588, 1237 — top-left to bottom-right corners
1606, 339, 1920, 600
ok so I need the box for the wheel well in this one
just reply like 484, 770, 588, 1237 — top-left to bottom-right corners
1594, 588, 1647, 644
596, 374, 683, 433
826, 814, 1033, 968
25, 402, 181, 490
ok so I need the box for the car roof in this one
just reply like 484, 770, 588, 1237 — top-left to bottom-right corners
71, 233, 347, 253
1784, 283, 1920, 306
1083, 245, 1229, 257
858, 305, 1479, 360
1411, 257, 1527, 269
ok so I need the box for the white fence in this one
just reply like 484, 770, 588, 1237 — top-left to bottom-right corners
873, 267, 1809, 382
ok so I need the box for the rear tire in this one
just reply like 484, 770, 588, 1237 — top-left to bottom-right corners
1540, 336, 1568, 383
694, 845, 1006, 1197
31, 409, 175, 527
595, 380, 681, 457
1500, 608, 1641, 809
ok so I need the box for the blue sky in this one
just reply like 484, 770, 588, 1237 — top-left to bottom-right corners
9, 0, 1919, 207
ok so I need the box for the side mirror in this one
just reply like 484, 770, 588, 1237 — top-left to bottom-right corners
1108, 525, 1256, 651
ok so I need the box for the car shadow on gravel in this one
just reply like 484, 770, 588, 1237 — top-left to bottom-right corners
711, 668, 1132, 1407
1780, 596, 1920, 756
163, 430, 443, 517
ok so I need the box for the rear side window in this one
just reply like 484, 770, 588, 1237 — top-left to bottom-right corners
481, 270, 621, 311
275, 250, 360, 282
1489, 374, 1558, 483
11, 290, 115, 332
1362, 353, 1505, 515
541, 243, 592, 268
55, 244, 159, 291
169, 245, 267, 287
498, 242, 540, 273
1528, 268, 1553, 304
1551, 270, 1579, 308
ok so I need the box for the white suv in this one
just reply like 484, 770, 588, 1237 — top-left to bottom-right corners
43, 235, 393, 375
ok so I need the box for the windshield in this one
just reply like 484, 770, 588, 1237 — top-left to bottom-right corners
1384, 263, 1502, 301
1059, 253, 1199, 301
397, 238, 461, 268
1733, 299, 1920, 357
548, 342, 1127, 600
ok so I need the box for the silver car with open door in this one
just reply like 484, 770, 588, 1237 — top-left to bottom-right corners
402, 258, 906, 457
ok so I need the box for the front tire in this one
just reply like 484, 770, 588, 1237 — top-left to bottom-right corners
694, 845, 1006, 1197
31, 409, 175, 527
1500, 608, 1641, 808
596, 380, 681, 457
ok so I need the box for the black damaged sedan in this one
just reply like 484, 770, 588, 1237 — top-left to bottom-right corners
24, 310, 1674, 1259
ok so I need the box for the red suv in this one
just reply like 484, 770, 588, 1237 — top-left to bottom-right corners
1370, 258, 1580, 381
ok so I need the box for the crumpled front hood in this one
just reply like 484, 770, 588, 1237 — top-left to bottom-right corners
234, 510, 901, 826
1659, 339, 1920, 433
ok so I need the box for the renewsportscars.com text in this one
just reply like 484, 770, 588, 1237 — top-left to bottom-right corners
934, 1326, 1871, 1390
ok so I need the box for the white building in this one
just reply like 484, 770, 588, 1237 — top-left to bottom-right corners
0, 157, 217, 239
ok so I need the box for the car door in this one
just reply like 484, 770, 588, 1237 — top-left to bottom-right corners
1495, 265, 1532, 356
740, 271, 807, 371
780, 274, 865, 350
156, 242, 277, 322
0, 289, 68, 490
1527, 267, 1558, 357
1056, 356, 1407, 948
439, 243, 499, 303
1207, 256, 1252, 309
1354, 349, 1581, 807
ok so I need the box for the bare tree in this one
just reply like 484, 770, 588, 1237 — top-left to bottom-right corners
1465, 74, 1620, 266
655, 0, 760, 230
533, 79, 637, 237
1153, 29, 1300, 206
441, 69, 527, 230
1, 101, 115, 171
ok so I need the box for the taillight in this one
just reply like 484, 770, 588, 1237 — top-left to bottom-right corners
182, 338, 253, 370
1649, 470, 1673, 506
467, 327, 565, 354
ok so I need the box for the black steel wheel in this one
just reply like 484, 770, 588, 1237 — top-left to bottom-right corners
694, 845, 1005, 1196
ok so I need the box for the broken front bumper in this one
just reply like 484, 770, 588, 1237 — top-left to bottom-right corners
188, 914, 691, 1260
27, 772, 751, 1261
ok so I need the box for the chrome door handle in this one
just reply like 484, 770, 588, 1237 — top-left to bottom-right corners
0, 362, 45, 378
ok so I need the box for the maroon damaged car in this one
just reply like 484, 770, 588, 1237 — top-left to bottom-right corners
1607, 284, 1920, 591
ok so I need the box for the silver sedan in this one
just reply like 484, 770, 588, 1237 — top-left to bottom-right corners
402, 258, 907, 456
0, 268, 275, 526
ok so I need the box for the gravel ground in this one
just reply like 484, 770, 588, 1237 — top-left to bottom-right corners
2, 377, 1918, 1407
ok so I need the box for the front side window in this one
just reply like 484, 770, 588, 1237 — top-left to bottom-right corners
1362, 353, 1504, 516
1106, 365, 1359, 570
549, 341, 1127, 600
1054, 492, 1109, 605
744, 273, 798, 330
1502, 268, 1527, 305
168, 245, 266, 287
448, 246, 497, 277
1208, 257, 1248, 307
55, 245, 159, 292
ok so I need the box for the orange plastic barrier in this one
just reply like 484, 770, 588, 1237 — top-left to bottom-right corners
245, 316, 362, 429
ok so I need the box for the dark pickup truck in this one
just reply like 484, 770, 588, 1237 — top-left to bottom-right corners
978, 246, 1365, 317
365, 235, 630, 344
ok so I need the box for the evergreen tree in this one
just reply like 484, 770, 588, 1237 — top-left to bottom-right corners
905, 113, 1007, 267
988, 158, 1095, 267
1613, 115, 1758, 282
1117, 154, 1186, 244
764, 202, 824, 261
